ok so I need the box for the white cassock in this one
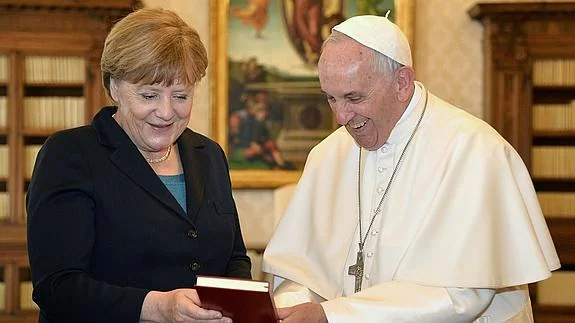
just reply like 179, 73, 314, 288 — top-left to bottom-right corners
262, 82, 560, 322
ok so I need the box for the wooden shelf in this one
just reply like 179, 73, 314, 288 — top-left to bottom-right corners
533, 177, 575, 182
23, 129, 63, 137
534, 178, 575, 191
533, 87, 575, 104
534, 85, 575, 90
533, 131, 575, 142
469, 2, 575, 18
546, 218, 575, 267
18, 267, 31, 281
0, 313, 37, 323
0, 0, 140, 9
0, 225, 26, 248
533, 130, 575, 138
24, 83, 83, 87
470, 2, 575, 320
534, 305, 575, 323
533, 85, 575, 91
24, 85, 83, 97
0, 2, 138, 321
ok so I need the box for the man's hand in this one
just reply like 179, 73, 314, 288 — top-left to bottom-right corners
277, 302, 328, 323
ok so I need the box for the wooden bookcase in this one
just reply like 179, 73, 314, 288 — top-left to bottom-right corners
0, 1, 138, 322
469, 2, 575, 322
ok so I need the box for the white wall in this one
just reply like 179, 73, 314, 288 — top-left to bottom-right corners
414, 0, 484, 118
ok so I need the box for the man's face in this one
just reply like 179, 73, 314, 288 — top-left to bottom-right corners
318, 38, 403, 151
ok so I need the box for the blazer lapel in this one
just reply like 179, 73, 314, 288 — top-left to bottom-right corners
178, 130, 207, 222
110, 146, 189, 219
93, 107, 189, 220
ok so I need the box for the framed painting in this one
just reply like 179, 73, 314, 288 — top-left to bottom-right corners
212, 0, 415, 188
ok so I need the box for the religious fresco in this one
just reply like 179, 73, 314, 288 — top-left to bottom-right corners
213, 0, 404, 187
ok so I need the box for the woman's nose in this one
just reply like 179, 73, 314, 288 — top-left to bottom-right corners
156, 98, 175, 120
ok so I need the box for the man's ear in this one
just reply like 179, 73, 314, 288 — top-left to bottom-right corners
395, 66, 415, 102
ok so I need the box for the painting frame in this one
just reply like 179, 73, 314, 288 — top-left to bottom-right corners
211, 0, 415, 189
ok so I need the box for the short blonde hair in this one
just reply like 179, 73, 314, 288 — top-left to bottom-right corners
101, 8, 208, 100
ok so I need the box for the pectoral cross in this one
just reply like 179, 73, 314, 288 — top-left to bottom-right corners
347, 250, 364, 293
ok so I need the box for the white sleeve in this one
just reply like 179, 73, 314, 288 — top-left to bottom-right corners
272, 277, 326, 308
321, 281, 495, 323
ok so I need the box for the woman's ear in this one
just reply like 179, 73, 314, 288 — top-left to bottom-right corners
109, 77, 119, 103
395, 66, 415, 102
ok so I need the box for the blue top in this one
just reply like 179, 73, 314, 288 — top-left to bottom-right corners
159, 174, 187, 213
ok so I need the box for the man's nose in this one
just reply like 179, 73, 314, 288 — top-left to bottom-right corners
333, 103, 353, 126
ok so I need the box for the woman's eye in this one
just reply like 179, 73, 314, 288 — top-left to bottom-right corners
174, 95, 188, 100
141, 94, 157, 100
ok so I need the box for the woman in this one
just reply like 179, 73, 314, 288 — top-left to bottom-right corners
26, 8, 251, 323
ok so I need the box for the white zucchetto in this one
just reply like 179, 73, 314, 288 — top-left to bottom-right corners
332, 15, 412, 67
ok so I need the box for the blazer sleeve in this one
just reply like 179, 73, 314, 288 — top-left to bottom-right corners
26, 132, 149, 323
213, 142, 252, 279
225, 201, 252, 278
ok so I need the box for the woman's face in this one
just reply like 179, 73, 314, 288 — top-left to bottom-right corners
110, 79, 194, 153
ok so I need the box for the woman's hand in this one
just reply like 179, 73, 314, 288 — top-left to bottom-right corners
141, 289, 231, 323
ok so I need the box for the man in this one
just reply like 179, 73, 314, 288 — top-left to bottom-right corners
262, 15, 560, 322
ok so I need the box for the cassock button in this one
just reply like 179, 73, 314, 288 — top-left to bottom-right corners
189, 262, 200, 271
367, 252, 374, 257
365, 274, 371, 280
376, 187, 384, 194
371, 230, 379, 236
378, 166, 385, 173
187, 229, 198, 239
381, 145, 389, 153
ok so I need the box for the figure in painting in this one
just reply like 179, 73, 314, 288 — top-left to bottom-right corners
231, 0, 271, 38
229, 91, 294, 170
283, 0, 345, 64
243, 56, 267, 84
293, 0, 323, 59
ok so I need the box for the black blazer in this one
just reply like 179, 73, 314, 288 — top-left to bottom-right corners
27, 107, 251, 323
